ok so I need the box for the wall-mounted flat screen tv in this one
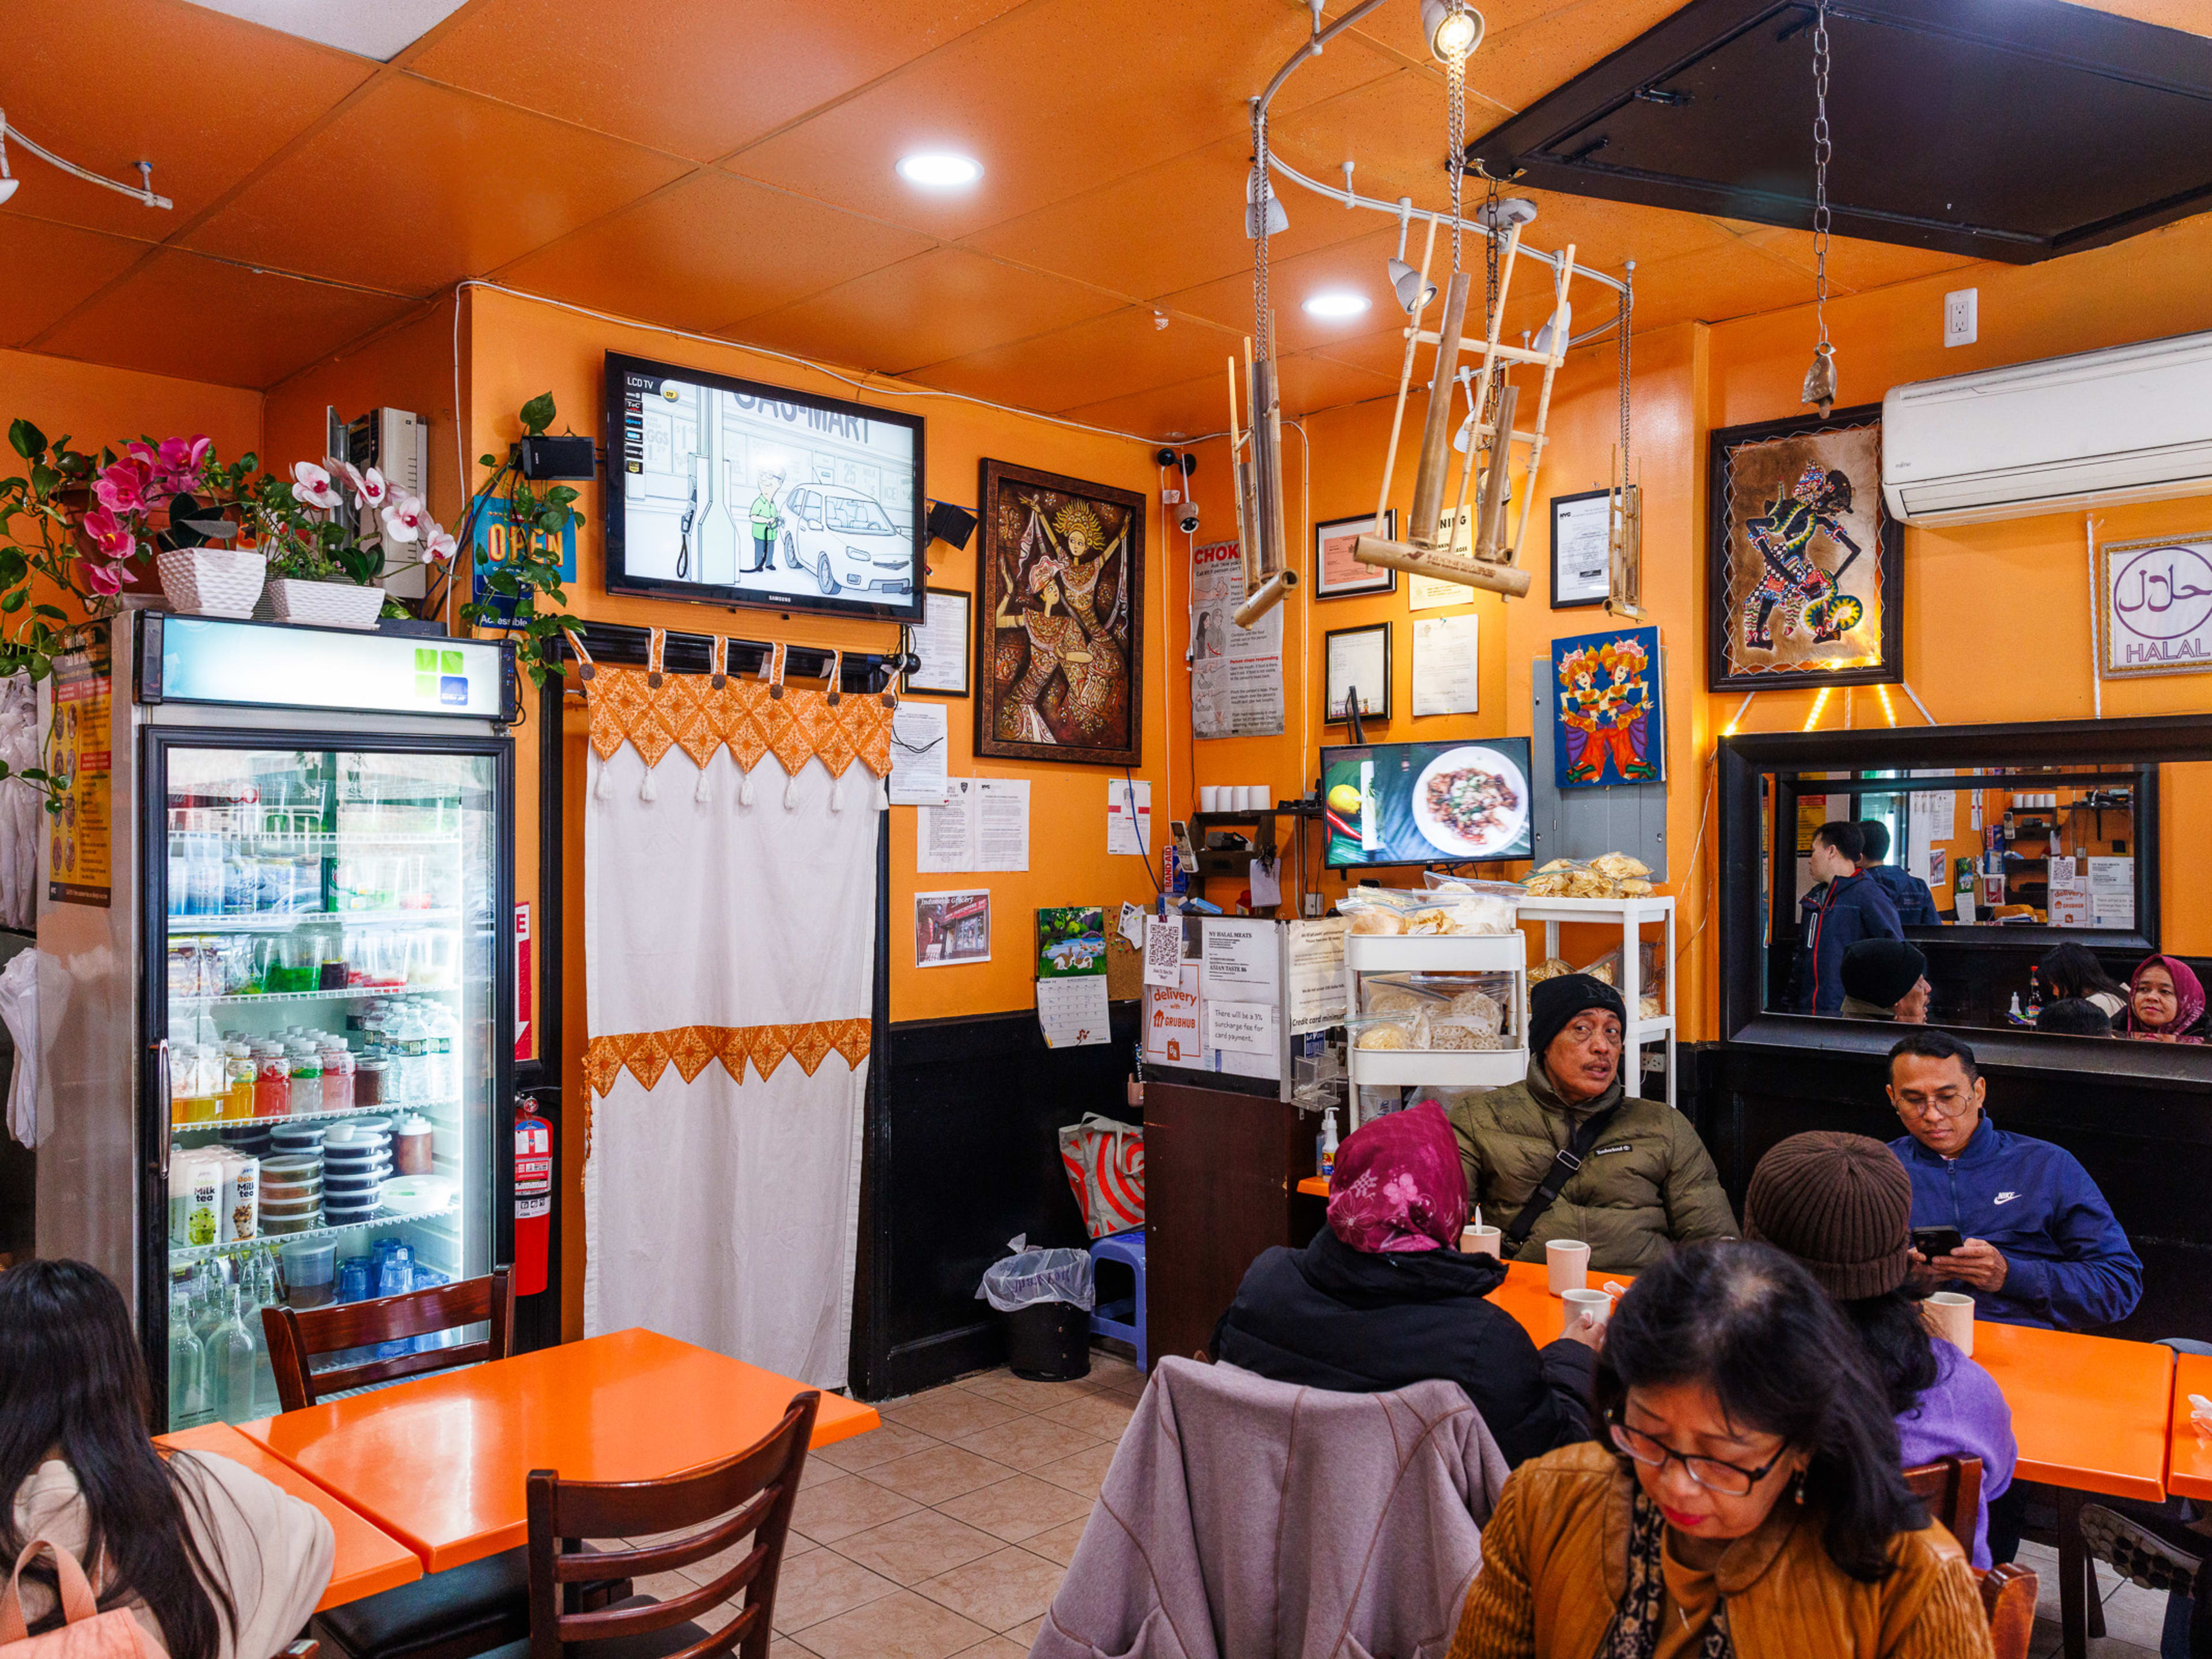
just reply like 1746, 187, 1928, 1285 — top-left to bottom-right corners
1321, 737, 1535, 867
603, 350, 926, 623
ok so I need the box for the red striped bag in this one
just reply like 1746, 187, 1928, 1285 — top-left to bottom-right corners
1059, 1113, 1145, 1239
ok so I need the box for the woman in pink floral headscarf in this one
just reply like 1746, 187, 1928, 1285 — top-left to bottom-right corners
2126, 954, 2208, 1043
1210, 1101, 1602, 1468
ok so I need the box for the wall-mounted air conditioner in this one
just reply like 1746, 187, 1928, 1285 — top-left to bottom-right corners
1882, 330, 2212, 528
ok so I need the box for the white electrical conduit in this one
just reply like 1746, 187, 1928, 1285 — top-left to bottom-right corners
2085, 515, 2103, 720
0, 111, 172, 209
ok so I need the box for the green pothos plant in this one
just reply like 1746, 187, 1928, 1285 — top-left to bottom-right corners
454, 393, 586, 687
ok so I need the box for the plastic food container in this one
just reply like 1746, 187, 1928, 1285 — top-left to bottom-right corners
281, 1239, 338, 1307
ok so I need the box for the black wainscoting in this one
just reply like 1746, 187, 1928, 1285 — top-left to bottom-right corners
1693, 1040, 2212, 1344
849, 1003, 1140, 1402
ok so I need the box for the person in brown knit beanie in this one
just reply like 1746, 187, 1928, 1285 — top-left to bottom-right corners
1745, 1131, 2016, 1567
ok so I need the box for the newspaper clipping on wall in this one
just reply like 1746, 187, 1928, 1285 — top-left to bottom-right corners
1190, 540, 1285, 739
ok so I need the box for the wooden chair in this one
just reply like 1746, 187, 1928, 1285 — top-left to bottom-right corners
1903, 1456, 1984, 1554
262, 1268, 515, 1410
520, 1390, 820, 1659
1977, 1563, 2038, 1659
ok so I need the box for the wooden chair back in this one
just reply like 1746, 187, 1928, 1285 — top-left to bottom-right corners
523, 1391, 819, 1659
1902, 1455, 1983, 1554
262, 1268, 513, 1409
1977, 1563, 2037, 1659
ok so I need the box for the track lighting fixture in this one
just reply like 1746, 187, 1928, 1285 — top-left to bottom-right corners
1418, 0, 1484, 63
0, 109, 171, 209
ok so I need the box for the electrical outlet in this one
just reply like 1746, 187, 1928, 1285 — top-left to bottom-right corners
1162, 488, 1182, 505
1944, 288, 1978, 349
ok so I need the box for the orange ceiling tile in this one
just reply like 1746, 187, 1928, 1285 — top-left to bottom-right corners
406, 0, 1032, 162
1274, 350, 1402, 416
1058, 370, 1232, 443
726, 0, 1401, 242
910, 306, 1244, 414
35, 252, 418, 389
724, 248, 1123, 377
181, 75, 693, 297
1610, 242, 1833, 330
0, 218, 157, 350
1729, 226, 1982, 296
1155, 229, 1408, 353
2, 0, 373, 238
1343, 0, 1694, 126
963, 137, 1381, 305
494, 173, 935, 335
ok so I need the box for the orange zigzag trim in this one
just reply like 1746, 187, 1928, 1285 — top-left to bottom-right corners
579, 1017, 872, 1157
585, 666, 891, 779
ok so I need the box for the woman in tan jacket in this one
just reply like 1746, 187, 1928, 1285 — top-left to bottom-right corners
1450, 1241, 1993, 1659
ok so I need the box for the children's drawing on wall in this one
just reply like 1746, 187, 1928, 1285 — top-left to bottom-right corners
1553, 625, 1664, 789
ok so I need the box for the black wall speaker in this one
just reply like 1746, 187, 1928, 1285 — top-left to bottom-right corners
926, 500, 979, 551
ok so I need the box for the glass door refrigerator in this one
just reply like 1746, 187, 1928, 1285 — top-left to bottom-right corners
34, 613, 517, 1429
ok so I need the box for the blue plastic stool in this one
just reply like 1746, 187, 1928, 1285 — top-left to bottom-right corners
1089, 1228, 1146, 1372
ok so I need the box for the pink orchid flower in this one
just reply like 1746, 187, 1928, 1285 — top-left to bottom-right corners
291, 461, 339, 511
147, 435, 211, 494
423, 524, 458, 563
82, 506, 137, 561
82, 560, 126, 597
335, 460, 389, 511
380, 494, 429, 545
93, 459, 150, 516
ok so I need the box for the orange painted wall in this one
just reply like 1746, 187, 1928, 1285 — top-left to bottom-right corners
0, 347, 262, 476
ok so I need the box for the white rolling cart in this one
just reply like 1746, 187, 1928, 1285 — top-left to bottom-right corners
1343, 930, 1529, 1125
1517, 894, 1677, 1108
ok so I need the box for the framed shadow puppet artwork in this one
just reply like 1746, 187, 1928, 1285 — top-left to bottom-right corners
976, 458, 1145, 766
1706, 403, 1903, 691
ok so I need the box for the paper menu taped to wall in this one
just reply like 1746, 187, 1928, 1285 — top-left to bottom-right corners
1201, 918, 1275, 995
1285, 918, 1347, 1033
1411, 613, 1480, 716
1190, 539, 1286, 739
916, 779, 1031, 873
888, 702, 950, 805
1107, 777, 1153, 856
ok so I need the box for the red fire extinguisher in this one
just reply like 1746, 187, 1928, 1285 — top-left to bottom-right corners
513, 1095, 553, 1298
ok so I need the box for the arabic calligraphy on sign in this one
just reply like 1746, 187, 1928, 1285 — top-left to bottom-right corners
2103, 535, 2212, 679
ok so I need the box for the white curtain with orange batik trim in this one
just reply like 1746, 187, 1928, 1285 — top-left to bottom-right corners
582, 646, 887, 1388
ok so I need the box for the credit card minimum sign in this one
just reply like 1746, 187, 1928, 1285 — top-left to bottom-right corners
49, 637, 113, 907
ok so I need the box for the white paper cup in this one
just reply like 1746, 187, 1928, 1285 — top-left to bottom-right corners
1461, 1224, 1502, 1258
1562, 1287, 1612, 1330
1925, 1291, 1975, 1356
1547, 1238, 1591, 1296
1200, 786, 1223, 813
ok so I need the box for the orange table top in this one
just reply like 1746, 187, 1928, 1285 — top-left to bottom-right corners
239, 1328, 880, 1572
2165, 1354, 2212, 1501
1972, 1318, 2171, 1501
156, 1422, 421, 1609
1297, 1176, 1327, 1198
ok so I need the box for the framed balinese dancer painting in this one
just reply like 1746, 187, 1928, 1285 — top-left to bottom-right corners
976, 459, 1145, 766
1706, 404, 1903, 692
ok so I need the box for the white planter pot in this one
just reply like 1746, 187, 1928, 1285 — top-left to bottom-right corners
156, 548, 266, 619
266, 578, 385, 630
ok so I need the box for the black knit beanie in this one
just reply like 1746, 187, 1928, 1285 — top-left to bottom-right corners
1841, 938, 1927, 1007
1528, 972, 1628, 1059
1743, 1130, 1913, 1300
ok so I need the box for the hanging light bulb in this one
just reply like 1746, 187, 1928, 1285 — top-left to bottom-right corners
1800, 1, 1838, 418
1245, 164, 1286, 239
1419, 0, 1484, 62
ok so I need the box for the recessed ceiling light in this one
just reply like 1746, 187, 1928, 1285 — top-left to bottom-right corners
1302, 291, 1371, 319
896, 152, 983, 189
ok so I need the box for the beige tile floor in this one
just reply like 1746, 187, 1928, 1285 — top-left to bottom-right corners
624, 1350, 1143, 1659
2015, 1537, 2168, 1658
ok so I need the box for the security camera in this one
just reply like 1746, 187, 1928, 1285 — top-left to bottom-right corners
1177, 502, 1201, 535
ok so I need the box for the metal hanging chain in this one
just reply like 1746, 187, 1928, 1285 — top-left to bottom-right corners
1619, 271, 1634, 490
1252, 99, 1272, 361
1445, 6, 1468, 275
1810, 0, 1832, 352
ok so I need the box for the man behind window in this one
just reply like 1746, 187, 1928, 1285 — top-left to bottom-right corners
1796, 820, 1902, 1015
1885, 1028, 2141, 1331
1858, 818, 1941, 925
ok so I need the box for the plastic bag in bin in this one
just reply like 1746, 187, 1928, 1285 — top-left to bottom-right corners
976, 1234, 1095, 1313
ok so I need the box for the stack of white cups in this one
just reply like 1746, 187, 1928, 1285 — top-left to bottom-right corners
1198, 786, 1272, 813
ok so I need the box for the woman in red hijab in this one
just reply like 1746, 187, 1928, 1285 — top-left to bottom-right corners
2126, 955, 2207, 1043
1210, 1101, 1602, 1468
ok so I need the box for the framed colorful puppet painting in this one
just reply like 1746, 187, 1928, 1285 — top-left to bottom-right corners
1705, 404, 1903, 692
1553, 626, 1664, 789
975, 459, 1145, 766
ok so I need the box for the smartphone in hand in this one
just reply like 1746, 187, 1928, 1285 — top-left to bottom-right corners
1912, 1226, 1966, 1260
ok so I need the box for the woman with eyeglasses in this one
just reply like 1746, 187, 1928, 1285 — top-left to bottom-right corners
1448, 1240, 1993, 1659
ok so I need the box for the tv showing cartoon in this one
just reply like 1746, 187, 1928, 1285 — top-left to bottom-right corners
602, 351, 925, 622
1553, 626, 1664, 789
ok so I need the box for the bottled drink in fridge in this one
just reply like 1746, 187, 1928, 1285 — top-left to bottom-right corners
204, 1285, 257, 1423
168, 1283, 214, 1429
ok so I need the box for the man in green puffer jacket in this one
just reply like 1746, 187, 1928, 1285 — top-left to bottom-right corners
1446, 973, 1737, 1272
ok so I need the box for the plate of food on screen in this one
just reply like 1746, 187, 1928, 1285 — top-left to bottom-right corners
1411, 745, 1529, 859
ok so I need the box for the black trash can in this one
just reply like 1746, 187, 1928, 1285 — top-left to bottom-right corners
1003, 1301, 1092, 1381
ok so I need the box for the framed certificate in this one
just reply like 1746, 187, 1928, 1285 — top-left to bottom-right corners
1324, 623, 1391, 722
1313, 510, 1397, 599
905, 587, 971, 696
1550, 488, 1612, 609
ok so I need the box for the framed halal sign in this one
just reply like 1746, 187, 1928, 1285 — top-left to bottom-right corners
2101, 533, 2212, 679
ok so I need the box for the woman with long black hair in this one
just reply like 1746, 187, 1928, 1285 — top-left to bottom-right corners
2, 1260, 332, 1659
1449, 1240, 1992, 1659
2039, 942, 2129, 1025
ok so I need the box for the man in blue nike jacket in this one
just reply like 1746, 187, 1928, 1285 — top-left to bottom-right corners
1885, 1028, 2141, 1331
